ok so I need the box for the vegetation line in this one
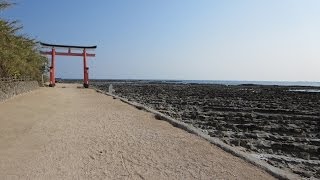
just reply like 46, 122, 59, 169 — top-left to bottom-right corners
0, 0, 47, 82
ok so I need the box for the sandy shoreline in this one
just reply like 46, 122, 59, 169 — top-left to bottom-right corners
0, 83, 274, 179
94, 81, 320, 179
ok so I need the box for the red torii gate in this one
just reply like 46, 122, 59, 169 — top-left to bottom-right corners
40, 42, 97, 88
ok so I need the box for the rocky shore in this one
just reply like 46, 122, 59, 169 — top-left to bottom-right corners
93, 81, 320, 178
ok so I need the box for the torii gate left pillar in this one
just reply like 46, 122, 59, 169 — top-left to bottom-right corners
40, 42, 97, 88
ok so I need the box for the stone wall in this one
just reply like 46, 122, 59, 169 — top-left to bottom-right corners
0, 81, 39, 102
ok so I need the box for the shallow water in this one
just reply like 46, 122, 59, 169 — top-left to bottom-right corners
289, 89, 320, 93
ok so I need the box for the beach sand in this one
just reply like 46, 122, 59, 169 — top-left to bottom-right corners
0, 83, 274, 179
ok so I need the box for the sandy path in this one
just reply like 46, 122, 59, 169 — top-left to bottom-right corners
0, 84, 274, 179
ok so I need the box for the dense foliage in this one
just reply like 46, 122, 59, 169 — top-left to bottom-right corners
0, 1, 48, 81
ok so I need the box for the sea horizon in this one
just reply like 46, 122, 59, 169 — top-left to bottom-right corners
60, 78, 320, 87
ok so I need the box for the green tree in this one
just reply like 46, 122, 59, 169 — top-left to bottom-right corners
0, 0, 48, 81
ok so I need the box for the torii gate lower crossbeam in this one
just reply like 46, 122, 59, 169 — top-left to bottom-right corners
40, 42, 97, 88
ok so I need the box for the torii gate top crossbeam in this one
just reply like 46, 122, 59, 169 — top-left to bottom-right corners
40, 42, 97, 49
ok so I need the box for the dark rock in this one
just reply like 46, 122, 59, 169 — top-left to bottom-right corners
93, 81, 320, 178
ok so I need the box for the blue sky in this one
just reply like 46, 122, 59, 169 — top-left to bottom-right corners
2, 0, 320, 81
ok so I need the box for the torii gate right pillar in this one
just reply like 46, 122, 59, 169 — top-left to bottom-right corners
83, 49, 89, 88
49, 48, 56, 87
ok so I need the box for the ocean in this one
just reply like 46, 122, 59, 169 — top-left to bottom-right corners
177, 80, 320, 87
62, 78, 320, 87
89, 79, 320, 87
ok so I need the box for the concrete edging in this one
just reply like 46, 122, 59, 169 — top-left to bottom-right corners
94, 88, 300, 180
